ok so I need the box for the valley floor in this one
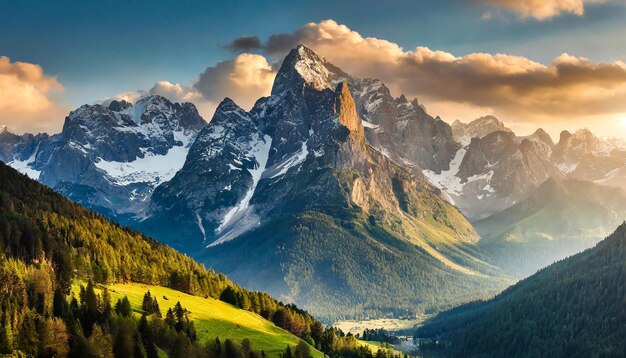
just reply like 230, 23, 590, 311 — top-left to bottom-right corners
333, 317, 427, 336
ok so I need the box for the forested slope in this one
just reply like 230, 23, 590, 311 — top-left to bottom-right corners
416, 222, 626, 357
0, 162, 391, 357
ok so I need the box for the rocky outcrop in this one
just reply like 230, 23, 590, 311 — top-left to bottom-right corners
452, 116, 512, 146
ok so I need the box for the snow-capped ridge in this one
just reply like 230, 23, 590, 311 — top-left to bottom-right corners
271, 44, 348, 95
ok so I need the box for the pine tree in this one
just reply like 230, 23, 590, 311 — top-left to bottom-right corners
142, 291, 153, 313
115, 296, 133, 317
153, 297, 161, 318
165, 308, 175, 328
53, 287, 67, 318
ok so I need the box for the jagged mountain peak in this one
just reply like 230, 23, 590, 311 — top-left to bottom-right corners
107, 99, 133, 112
396, 94, 409, 104
574, 127, 594, 136
215, 97, 245, 114
524, 128, 554, 147
559, 130, 572, 142
272, 44, 347, 95
451, 115, 512, 146
64, 94, 205, 135
472, 115, 504, 126
556, 127, 607, 157
558, 127, 599, 145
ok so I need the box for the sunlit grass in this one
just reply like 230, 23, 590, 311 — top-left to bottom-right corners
72, 282, 323, 357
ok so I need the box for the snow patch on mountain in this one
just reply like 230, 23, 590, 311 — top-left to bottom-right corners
423, 148, 466, 201
268, 140, 309, 179
196, 212, 207, 242
211, 134, 273, 246
94, 131, 192, 186
556, 162, 578, 175
8, 148, 41, 180
293, 46, 336, 91
361, 119, 380, 129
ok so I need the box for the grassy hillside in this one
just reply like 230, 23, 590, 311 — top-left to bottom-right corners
416, 222, 626, 357
73, 282, 323, 357
475, 178, 626, 277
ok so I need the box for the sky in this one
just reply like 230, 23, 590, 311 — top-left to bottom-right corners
1, 0, 626, 139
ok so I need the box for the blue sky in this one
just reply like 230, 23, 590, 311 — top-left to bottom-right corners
2, 0, 626, 136
2, 0, 624, 106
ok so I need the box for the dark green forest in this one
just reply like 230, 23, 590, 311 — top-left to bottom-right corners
415, 222, 626, 357
0, 162, 401, 357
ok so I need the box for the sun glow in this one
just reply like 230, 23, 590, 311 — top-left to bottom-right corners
620, 117, 626, 129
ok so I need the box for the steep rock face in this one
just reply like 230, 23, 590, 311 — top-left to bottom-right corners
271, 45, 459, 173
351, 79, 459, 173
143, 45, 507, 320
537, 128, 626, 193
148, 98, 270, 248
553, 129, 611, 174
2, 95, 206, 218
550, 129, 626, 191
451, 115, 512, 146
554, 129, 608, 160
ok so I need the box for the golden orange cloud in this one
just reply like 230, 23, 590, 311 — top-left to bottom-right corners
194, 53, 275, 111
223, 20, 626, 131
482, 0, 607, 20
0, 56, 67, 133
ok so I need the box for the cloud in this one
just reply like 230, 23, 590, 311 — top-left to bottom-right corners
193, 53, 275, 110
114, 19, 626, 131
0, 56, 67, 133
480, 0, 607, 20
225, 36, 262, 52
223, 19, 626, 125
109, 53, 275, 122
108, 81, 201, 104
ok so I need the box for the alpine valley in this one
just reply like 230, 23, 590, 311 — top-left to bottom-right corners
2, 45, 626, 324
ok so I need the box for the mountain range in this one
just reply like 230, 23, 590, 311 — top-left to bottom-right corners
0, 96, 206, 219
141, 46, 508, 320
2, 44, 625, 320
